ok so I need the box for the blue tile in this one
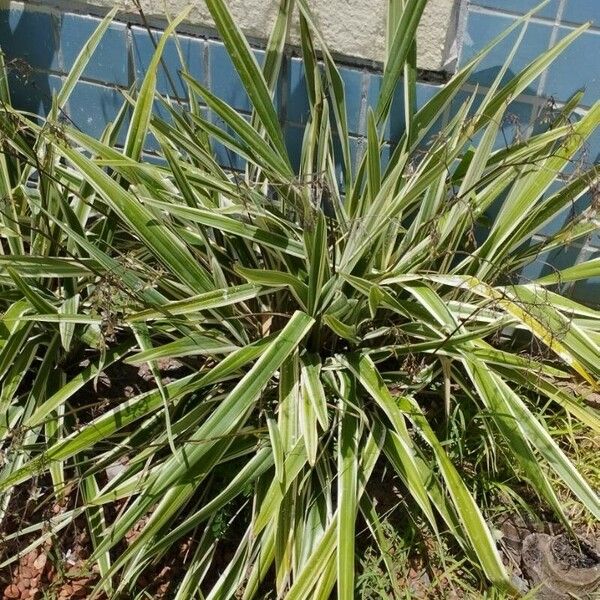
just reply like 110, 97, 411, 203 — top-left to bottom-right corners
208, 41, 265, 113
459, 11, 552, 93
365, 72, 380, 112
366, 76, 439, 143
132, 26, 204, 99
59, 14, 127, 86
210, 110, 249, 171
497, 102, 533, 148
573, 276, 600, 304
285, 124, 304, 171
142, 152, 167, 166
416, 82, 441, 108
573, 250, 600, 304
468, 1, 560, 19
367, 73, 404, 142
0, 7, 59, 71
543, 28, 600, 105
414, 83, 445, 144
145, 101, 204, 155
8, 72, 63, 116
331, 135, 362, 190
142, 98, 172, 153
535, 181, 591, 237
380, 143, 392, 172
450, 90, 533, 150
287, 60, 366, 135
520, 242, 585, 284
68, 81, 126, 139
339, 66, 364, 135
562, 0, 600, 26
212, 139, 246, 172
286, 57, 311, 125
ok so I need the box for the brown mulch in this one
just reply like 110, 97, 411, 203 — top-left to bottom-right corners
1, 358, 193, 600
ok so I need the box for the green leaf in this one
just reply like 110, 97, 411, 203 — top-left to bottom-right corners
54, 143, 215, 295
56, 8, 118, 110
138, 196, 306, 258
204, 0, 288, 159
463, 357, 567, 522
536, 258, 600, 285
300, 354, 329, 430
471, 360, 600, 520
337, 403, 359, 600
127, 284, 264, 322
267, 417, 285, 483
305, 211, 329, 316
125, 333, 238, 365
0, 256, 93, 278
375, 0, 428, 125
235, 266, 308, 308
58, 294, 80, 351
123, 8, 192, 161
97, 312, 313, 555
347, 354, 511, 589
184, 75, 293, 176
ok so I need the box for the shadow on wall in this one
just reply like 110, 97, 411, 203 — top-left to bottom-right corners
0, 5, 58, 115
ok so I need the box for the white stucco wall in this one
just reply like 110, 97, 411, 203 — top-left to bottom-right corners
66, 0, 460, 72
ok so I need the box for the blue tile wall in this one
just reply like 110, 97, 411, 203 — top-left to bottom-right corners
8, 72, 63, 116
450, 90, 534, 150
460, 1, 600, 106
469, 0, 560, 19
563, 1, 600, 27
59, 15, 128, 85
534, 181, 591, 237
68, 80, 127, 139
0, 1, 598, 304
573, 249, 600, 303
460, 11, 553, 93
339, 66, 365, 135
0, 7, 59, 72
285, 123, 305, 170
543, 27, 600, 106
132, 26, 204, 98
208, 41, 266, 114
470, 0, 600, 28
366, 76, 441, 143
285, 57, 311, 126
457, 0, 600, 304
520, 241, 586, 285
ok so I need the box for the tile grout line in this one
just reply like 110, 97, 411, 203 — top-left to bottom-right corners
469, 4, 558, 27
470, 3, 600, 33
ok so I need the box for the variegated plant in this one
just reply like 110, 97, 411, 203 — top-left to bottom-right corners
0, 0, 599, 598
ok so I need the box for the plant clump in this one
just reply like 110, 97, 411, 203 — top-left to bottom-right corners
0, 0, 599, 598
